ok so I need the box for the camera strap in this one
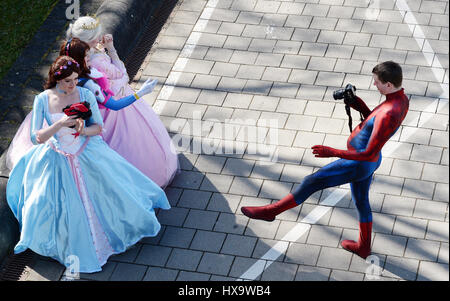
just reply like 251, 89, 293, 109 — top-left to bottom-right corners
345, 104, 353, 133
345, 104, 364, 133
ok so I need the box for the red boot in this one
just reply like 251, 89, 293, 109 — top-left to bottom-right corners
241, 193, 298, 222
341, 222, 372, 259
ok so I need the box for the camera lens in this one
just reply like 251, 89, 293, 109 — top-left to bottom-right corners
333, 89, 344, 100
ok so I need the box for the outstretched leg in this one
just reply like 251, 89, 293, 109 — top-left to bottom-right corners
241, 159, 367, 221
341, 174, 374, 259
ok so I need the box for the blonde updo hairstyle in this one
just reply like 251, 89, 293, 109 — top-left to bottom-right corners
66, 16, 103, 44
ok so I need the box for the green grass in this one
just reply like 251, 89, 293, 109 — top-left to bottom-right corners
0, 0, 59, 80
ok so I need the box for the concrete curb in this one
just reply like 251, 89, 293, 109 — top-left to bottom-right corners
0, 0, 165, 266
96, 0, 165, 60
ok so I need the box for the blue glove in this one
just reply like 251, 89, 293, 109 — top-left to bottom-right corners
103, 95, 138, 110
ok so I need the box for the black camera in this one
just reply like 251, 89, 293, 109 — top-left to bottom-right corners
333, 84, 362, 133
333, 83, 357, 104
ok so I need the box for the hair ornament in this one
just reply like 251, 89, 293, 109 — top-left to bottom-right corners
65, 38, 73, 56
54, 59, 80, 75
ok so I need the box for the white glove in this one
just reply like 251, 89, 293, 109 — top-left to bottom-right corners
136, 78, 158, 98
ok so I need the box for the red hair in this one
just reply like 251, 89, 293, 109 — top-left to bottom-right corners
59, 38, 91, 78
44, 56, 81, 89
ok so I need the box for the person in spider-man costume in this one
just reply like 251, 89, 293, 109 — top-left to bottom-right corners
241, 61, 409, 259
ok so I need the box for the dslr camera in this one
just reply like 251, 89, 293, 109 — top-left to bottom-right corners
333, 83, 362, 132
333, 83, 357, 105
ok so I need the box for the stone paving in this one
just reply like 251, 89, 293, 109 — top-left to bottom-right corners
17, 0, 449, 281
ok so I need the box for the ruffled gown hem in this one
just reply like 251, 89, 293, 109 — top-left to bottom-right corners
12, 222, 167, 274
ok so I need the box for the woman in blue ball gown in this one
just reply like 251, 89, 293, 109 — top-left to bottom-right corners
6, 56, 170, 273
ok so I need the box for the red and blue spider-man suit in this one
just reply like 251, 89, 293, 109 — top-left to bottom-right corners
241, 88, 409, 259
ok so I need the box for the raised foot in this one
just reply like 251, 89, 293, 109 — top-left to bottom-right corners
240, 206, 275, 222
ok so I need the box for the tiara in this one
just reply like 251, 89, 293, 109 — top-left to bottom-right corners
80, 17, 100, 30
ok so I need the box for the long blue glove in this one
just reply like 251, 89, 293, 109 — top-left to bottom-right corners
81, 78, 158, 111
104, 94, 137, 111
105, 78, 158, 110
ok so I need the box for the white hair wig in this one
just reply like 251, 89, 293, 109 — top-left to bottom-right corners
66, 16, 103, 43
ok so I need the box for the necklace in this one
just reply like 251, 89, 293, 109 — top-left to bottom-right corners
56, 84, 68, 95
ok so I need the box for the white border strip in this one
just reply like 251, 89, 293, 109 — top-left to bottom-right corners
154, 0, 219, 110
396, 0, 449, 99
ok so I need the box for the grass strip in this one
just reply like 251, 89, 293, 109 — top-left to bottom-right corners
0, 0, 59, 80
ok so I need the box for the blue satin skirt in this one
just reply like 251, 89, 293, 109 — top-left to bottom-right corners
6, 136, 170, 273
